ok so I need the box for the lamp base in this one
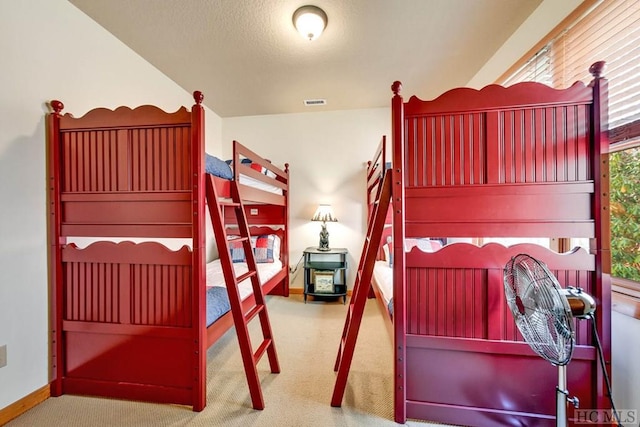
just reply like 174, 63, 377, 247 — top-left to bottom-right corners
318, 222, 330, 252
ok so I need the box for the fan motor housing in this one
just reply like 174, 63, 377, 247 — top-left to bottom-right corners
561, 287, 596, 319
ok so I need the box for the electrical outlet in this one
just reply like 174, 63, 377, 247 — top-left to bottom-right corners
0, 345, 6, 368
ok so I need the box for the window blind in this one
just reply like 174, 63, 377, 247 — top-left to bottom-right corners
502, 0, 640, 132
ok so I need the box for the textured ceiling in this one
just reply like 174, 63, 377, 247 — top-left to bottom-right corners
69, 0, 542, 118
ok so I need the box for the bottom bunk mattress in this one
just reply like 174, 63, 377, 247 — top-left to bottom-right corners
375, 238, 443, 318
373, 260, 393, 317
205, 259, 283, 327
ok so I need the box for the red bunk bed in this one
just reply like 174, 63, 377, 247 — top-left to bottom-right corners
335, 63, 611, 426
46, 92, 289, 412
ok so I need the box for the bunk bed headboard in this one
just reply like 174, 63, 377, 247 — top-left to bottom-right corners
215, 140, 290, 295
47, 92, 207, 410
391, 67, 610, 239
388, 63, 611, 425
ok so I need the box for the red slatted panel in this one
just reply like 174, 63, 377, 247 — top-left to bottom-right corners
58, 126, 194, 238
130, 264, 192, 327
129, 127, 191, 191
59, 241, 195, 400
406, 104, 593, 189
406, 113, 488, 187
62, 126, 192, 193
404, 243, 596, 341
64, 262, 120, 323
406, 263, 593, 344
63, 130, 123, 192
407, 266, 488, 338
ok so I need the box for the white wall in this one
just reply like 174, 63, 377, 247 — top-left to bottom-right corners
611, 312, 640, 413
467, 0, 583, 87
222, 109, 390, 288
0, 0, 221, 410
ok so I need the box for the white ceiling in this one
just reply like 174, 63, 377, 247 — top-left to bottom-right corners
69, 0, 542, 118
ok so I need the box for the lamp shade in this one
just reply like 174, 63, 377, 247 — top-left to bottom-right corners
311, 204, 337, 222
293, 5, 327, 41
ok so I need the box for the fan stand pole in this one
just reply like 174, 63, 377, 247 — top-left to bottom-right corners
556, 365, 568, 427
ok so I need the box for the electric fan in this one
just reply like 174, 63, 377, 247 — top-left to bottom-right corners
503, 254, 596, 427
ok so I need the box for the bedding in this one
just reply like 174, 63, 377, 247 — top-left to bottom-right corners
373, 260, 393, 316
226, 158, 283, 195
205, 258, 284, 326
207, 154, 282, 194
206, 153, 233, 179
238, 175, 283, 195
377, 240, 442, 315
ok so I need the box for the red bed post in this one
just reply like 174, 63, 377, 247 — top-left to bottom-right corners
282, 163, 291, 297
191, 91, 207, 411
588, 61, 612, 410
47, 100, 65, 397
390, 81, 407, 424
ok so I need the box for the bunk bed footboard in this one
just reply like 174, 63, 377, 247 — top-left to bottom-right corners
402, 243, 600, 427
60, 241, 198, 405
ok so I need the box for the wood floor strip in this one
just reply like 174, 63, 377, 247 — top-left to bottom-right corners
0, 384, 50, 425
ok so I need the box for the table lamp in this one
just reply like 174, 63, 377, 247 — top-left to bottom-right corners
311, 204, 338, 251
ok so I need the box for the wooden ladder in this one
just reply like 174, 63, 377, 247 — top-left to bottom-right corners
331, 169, 392, 407
205, 177, 280, 410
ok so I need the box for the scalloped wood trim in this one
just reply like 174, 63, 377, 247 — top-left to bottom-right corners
0, 384, 50, 425
62, 240, 192, 265
405, 242, 594, 270
58, 104, 192, 129
404, 80, 591, 115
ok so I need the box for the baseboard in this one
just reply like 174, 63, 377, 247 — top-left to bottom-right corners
0, 384, 50, 425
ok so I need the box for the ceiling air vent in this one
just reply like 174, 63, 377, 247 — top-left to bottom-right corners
304, 99, 327, 106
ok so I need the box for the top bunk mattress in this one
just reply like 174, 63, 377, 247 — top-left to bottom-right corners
206, 153, 283, 195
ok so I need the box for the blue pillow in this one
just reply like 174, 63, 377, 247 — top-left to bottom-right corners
206, 153, 233, 179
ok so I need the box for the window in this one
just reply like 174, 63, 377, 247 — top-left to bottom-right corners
501, 0, 640, 318
610, 145, 640, 281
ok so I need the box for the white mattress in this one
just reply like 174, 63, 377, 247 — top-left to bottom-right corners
206, 259, 283, 300
373, 260, 393, 307
374, 240, 442, 310
239, 174, 282, 195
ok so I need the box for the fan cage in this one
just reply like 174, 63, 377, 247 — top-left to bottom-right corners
504, 254, 575, 366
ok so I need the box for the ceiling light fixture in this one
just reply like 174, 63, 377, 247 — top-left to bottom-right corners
293, 5, 327, 41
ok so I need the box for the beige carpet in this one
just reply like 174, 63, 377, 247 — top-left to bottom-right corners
8, 294, 456, 426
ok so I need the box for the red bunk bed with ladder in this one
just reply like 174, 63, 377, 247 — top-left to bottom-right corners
46, 91, 289, 411
332, 62, 611, 426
